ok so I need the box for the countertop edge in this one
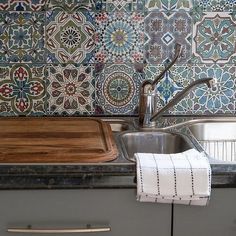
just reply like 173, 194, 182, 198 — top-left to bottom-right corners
0, 163, 235, 189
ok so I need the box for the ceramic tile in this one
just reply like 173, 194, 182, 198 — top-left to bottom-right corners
0, 0, 47, 11
0, 0, 235, 117
0, 64, 47, 116
95, 64, 145, 115
46, 64, 95, 115
47, 0, 102, 11
95, 11, 145, 63
191, 64, 236, 114
192, 12, 236, 64
144, 64, 193, 113
46, 10, 95, 64
145, 0, 193, 11
102, 0, 144, 11
144, 11, 192, 65
194, 0, 236, 12
0, 12, 45, 63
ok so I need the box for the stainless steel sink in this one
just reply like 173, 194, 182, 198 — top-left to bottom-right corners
120, 131, 194, 162
184, 118, 236, 162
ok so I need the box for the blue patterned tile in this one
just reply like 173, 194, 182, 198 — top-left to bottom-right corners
95, 64, 144, 115
46, 10, 95, 64
192, 12, 236, 64
0, 0, 47, 11
144, 64, 193, 113
194, 0, 236, 12
192, 64, 236, 114
95, 11, 145, 63
0, 0, 235, 118
144, 11, 192, 65
0, 64, 47, 116
47, 0, 101, 11
145, 0, 193, 11
46, 64, 95, 116
0, 12, 45, 63
102, 0, 144, 11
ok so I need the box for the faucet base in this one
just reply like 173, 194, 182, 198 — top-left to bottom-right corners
139, 114, 156, 128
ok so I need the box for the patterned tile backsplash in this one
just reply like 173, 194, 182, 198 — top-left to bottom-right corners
0, 0, 235, 116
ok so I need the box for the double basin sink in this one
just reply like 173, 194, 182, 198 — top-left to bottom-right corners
108, 117, 236, 163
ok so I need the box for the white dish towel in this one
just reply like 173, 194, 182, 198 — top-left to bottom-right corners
135, 149, 211, 206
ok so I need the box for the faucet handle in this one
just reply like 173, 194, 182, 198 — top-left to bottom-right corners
174, 43, 182, 56
151, 43, 182, 89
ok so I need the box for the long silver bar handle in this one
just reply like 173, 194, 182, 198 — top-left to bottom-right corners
7, 227, 111, 234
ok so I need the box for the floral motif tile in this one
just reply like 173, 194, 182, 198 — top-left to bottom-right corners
192, 12, 236, 64
46, 11, 95, 64
0, 0, 47, 11
191, 64, 236, 114
194, 0, 236, 12
102, 0, 144, 11
47, 0, 101, 11
144, 11, 192, 65
0, 12, 45, 63
145, 0, 193, 11
144, 64, 193, 114
95, 11, 145, 63
0, 64, 46, 116
0, 0, 235, 118
95, 64, 144, 115
46, 64, 95, 115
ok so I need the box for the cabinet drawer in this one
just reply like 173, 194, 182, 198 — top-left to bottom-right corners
0, 189, 171, 236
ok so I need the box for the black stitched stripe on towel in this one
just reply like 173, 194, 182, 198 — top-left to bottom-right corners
153, 153, 160, 195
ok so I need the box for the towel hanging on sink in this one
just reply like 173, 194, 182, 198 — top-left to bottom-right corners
135, 149, 211, 206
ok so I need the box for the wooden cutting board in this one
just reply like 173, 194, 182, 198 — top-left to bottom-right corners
0, 117, 118, 163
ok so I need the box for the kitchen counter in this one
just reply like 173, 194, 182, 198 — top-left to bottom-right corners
0, 116, 236, 190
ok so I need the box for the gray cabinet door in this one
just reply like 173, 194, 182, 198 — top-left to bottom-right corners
0, 189, 171, 236
174, 189, 236, 236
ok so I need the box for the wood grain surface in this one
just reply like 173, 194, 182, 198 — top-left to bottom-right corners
0, 117, 118, 163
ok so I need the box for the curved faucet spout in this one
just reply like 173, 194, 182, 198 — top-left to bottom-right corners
150, 77, 216, 122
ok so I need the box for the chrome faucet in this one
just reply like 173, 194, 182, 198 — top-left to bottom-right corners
139, 44, 216, 128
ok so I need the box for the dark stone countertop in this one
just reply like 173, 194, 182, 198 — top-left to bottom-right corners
0, 162, 236, 190
0, 116, 236, 190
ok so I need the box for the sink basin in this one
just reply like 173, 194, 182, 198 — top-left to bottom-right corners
185, 118, 236, 162
120, 131, 194, 162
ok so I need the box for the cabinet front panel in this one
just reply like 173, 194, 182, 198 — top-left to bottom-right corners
0, 189, 171, 236
174, 189, 236, 236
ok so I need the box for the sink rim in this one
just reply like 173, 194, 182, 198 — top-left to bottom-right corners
162, 117, 236, 131
102, 118, 135, 133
